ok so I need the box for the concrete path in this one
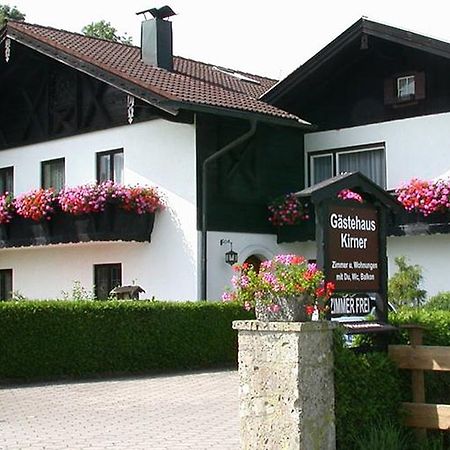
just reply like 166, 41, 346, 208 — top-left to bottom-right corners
0, 370, 239, 450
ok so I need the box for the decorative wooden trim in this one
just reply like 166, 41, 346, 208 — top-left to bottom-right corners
4, 37, 11, 62
402, 403, 450, 430
388, 345, 450, 371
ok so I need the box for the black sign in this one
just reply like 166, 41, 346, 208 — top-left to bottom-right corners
326, 204, 380, 293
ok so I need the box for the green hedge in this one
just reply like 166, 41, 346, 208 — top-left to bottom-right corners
334, 332, 402, 449
0, 300, 253, 379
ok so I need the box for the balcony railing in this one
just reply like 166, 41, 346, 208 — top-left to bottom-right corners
0, 205, 155, 248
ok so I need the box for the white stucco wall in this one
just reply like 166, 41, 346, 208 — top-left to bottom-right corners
206, 231, 316, 301
0, 120, 198, 300
387, 234, 450, 297
305, 111, 450, 189
306, 113, 450, 296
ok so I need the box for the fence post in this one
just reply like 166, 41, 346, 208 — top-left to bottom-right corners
233, 320, 337, 450
401, 324, 427, 442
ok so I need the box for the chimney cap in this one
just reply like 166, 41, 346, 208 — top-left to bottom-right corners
136, 5, 176, 20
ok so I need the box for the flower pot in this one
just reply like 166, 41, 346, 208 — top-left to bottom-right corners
73, 214, 96, 241
255, 295, 311, 322
30, 220, 51, 245
113, 208, 155, 242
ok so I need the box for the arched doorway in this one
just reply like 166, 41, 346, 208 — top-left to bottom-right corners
244, 255, 264, 273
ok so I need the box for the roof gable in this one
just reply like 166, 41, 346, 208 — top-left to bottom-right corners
262, 18, 450, 103
2, 20, 309, 127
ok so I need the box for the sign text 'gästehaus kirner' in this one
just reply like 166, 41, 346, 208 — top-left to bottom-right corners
327, 204, 380, 292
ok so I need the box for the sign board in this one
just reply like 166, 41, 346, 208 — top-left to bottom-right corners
296, 172, 402, 331
323, 203, 384, 320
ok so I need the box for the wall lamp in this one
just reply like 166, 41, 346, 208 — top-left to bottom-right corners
220, 239, 238, 266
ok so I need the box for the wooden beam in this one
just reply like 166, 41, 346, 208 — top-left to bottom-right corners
403, 403, 450, 430
388, 345, 450, 371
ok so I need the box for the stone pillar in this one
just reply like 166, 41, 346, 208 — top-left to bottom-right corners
233, 320, 337, 450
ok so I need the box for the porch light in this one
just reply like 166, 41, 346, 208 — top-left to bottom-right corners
220, 239, 238, 266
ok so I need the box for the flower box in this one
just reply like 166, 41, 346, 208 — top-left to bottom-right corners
0, 206, 156, 248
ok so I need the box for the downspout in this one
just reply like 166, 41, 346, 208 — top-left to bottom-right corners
200, 119, 258, 300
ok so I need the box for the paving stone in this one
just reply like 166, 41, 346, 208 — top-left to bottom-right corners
0, 370, 240, 449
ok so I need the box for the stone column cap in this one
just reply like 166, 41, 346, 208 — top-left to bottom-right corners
232, 320, 338, 332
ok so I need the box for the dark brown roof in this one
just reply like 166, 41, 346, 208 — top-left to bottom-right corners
4, 21, 309, 126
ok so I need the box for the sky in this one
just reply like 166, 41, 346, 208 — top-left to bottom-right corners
7, 0, 450, 80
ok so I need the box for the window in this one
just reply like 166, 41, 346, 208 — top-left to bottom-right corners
309, 144, 386, 188
0, 166, 13, 195
94, 263, 122, 299
397, 75, 415, 99
384, 72, 425, 105
0, 269, 12, 300
97, 149, 124, 183
41, 158, 65, 191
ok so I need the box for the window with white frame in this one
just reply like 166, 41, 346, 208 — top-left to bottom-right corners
397, 75, 415, 99
309, 144, 386, 188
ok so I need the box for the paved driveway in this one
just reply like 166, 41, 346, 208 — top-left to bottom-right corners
0, 370, 239, 450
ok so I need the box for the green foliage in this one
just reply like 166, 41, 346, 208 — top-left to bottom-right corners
388, 256, 427, 308
0, 300, 252, 379
351, 421, 410, 450
0, 4, 25, 27
81, 20, 133, 45
61, 281, 95, 301
333, 330, 403, 449
425, 291, 450, 311
351, 421, 445, 450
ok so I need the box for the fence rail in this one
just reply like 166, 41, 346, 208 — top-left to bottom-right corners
388, 324, 450, 436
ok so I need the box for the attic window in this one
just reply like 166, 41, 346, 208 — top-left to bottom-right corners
212, 66, 261, 85
397, 75, 415, 99
384, 72, 426, 106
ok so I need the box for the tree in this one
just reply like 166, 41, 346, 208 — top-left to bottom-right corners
81, 20, 132, 45
388, 256, 427, 308
0, 4, 25, 27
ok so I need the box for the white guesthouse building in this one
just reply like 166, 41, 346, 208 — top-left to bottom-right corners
1, 16, 449, 300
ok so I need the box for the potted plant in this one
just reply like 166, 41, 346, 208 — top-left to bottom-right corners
223, 254, 335, 322
13, 188, 56, 244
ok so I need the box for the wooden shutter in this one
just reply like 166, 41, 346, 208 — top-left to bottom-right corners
384, 78, 395, 105
415, 71, 426, 100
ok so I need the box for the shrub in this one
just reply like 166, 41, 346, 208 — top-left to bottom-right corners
0, 300, 253, 380
388, 256, 427, 308
425, 291, 450, 311
333, 330, 402, 449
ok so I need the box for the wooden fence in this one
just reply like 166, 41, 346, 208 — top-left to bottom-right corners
388, 324, 450, 439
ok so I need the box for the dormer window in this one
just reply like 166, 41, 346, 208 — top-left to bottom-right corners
397, 75, 415, 99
